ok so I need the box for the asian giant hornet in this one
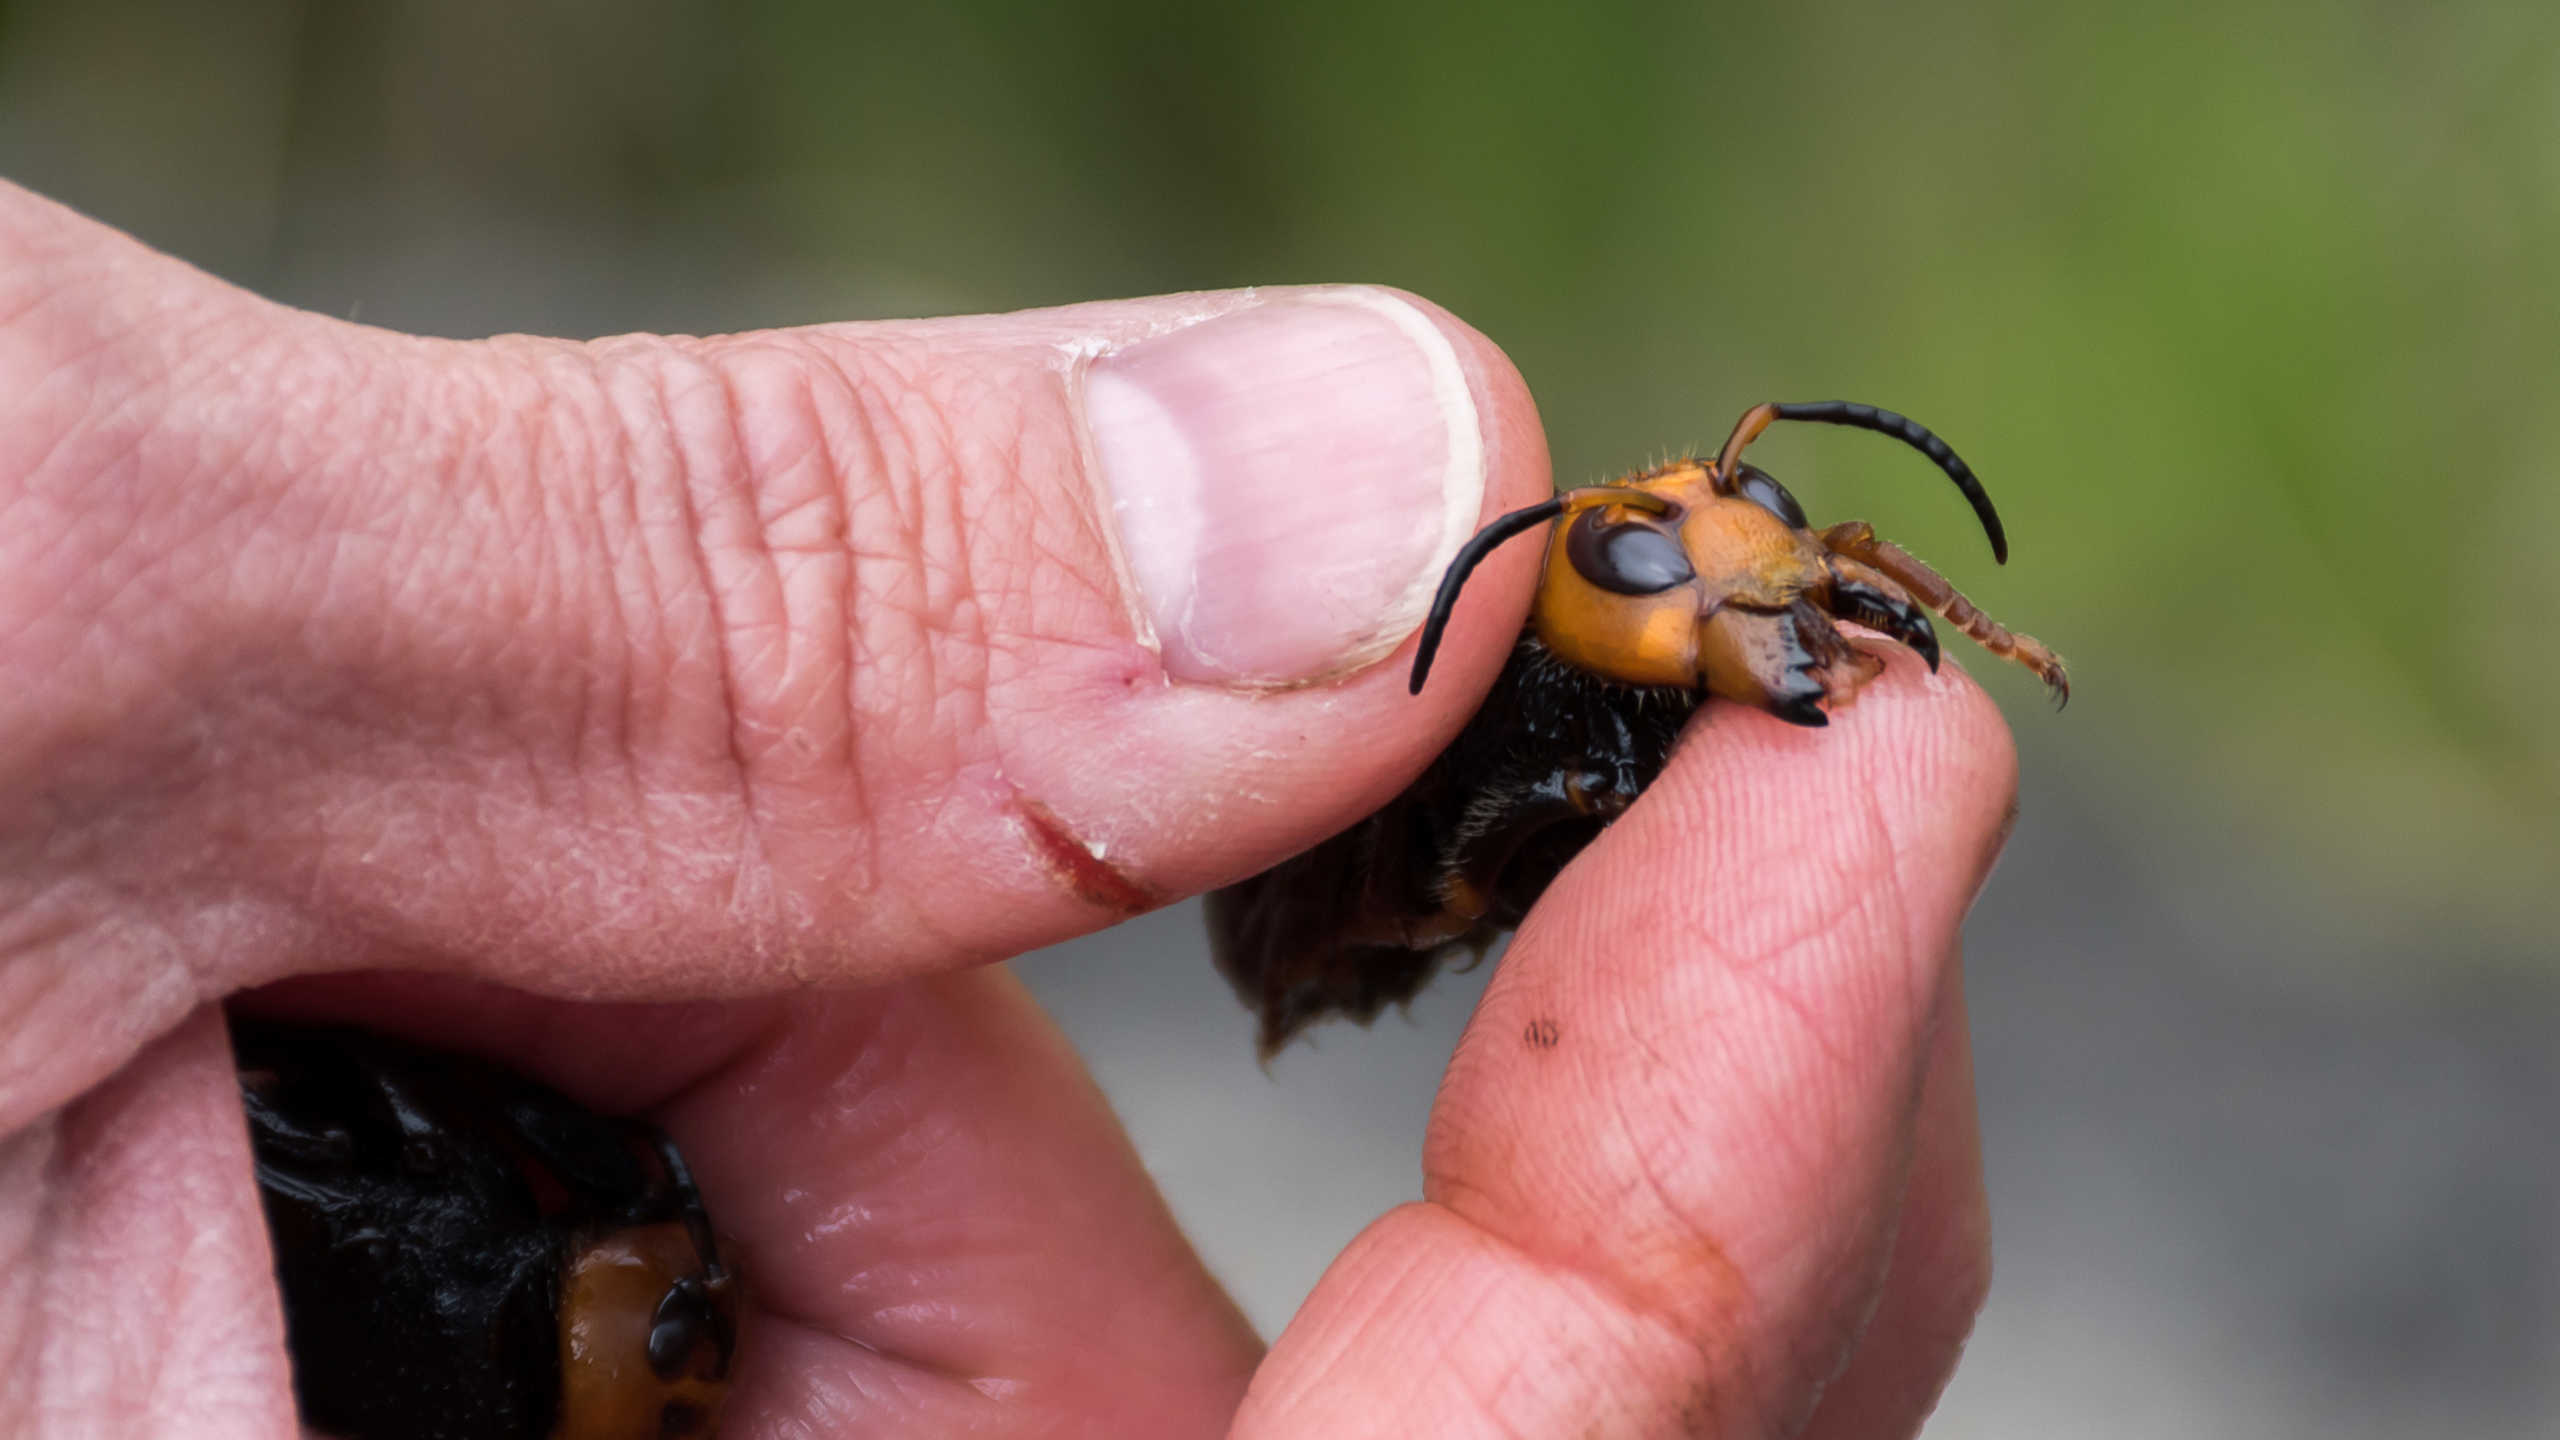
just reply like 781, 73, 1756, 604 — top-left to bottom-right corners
233, 1019, 740, 1440
1210, 401, 2067, 1058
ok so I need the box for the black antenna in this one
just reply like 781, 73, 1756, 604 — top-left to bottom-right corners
647, 1129, 729, 1283
1407, 496, 1565, 694
1770, 401, 2007, 564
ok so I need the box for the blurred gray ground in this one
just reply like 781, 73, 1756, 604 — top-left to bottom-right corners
1014, 746, 2560, 1440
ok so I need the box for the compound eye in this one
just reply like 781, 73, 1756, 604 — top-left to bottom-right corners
1733, 463, 1809, 530
1563, 509, 1696, 595
647, 1277, 722, 1379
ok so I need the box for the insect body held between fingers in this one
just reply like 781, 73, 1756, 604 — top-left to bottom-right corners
231, 1018, 741, 1440
1209, 400, 2068, 1058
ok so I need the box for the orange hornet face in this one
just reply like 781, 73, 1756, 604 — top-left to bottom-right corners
1531, 459, 1889, 721
1410, 401, 2068, 722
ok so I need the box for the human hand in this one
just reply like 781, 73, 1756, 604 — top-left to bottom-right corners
0, 179, 2010, 1437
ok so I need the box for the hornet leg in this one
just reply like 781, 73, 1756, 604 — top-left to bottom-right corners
1820, 521, 2070, 704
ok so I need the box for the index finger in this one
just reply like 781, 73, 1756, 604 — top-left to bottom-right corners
1236, 646, 2017, 1436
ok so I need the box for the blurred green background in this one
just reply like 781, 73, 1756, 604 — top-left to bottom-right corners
7, 2, 2555, 1435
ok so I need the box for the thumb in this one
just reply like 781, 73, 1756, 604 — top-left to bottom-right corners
0, 183, 1547, 1113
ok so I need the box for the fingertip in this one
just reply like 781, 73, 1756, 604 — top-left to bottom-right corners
1835, 643, 2022, 913
1532, 640, 2017, 970
1409, 645, 2022, 1420
977, 285, 1554, 912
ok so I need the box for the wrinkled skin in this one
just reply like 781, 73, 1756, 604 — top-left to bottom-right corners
0, 181, 2010, 1438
